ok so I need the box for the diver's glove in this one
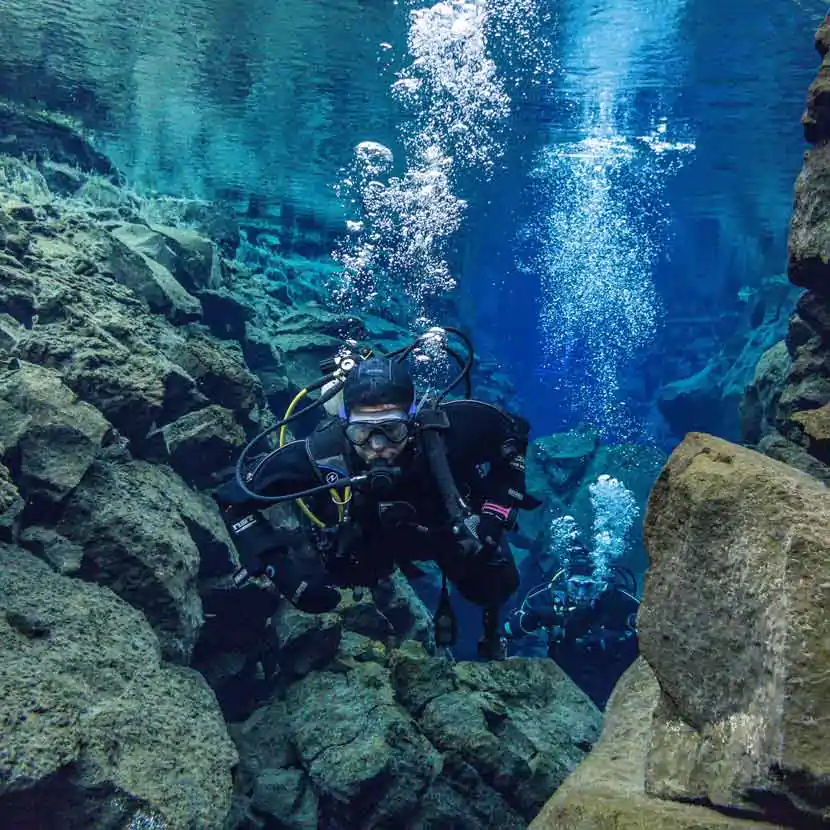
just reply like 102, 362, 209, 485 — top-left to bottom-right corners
232, 548, 341, 614
264, 553, 342, 614
467, 502, 513, 549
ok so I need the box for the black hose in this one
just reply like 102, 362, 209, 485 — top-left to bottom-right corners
389, 326, 475, 402
613, 565, 638, 593
436, 327, 474, 402
445, 346, 472, 398
234, 376, 344, 497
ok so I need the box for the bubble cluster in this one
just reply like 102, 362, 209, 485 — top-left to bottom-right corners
548, 514, 581, 572
395, 0, 510, 173
332, 0, 547, 327
331, 141, 466, 312
528, 112, 694, 435
588, 474, 639, 581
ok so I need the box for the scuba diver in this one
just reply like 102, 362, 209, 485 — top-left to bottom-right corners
214, 327, 542, 660
503, 517, 640, 706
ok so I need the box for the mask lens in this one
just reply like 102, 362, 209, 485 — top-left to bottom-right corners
567, 576, 599, 602
345, 423, 373, 445
382, 421, 409, 443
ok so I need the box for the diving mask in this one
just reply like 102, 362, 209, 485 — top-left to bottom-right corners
345, 409, 411, 446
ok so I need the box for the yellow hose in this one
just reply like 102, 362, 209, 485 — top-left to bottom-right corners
280, 386, 350, 528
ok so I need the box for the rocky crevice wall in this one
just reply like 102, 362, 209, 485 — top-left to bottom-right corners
742, 17, 830, 483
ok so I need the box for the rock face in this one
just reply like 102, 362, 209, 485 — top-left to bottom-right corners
0, 361, 112, 505
742, 18, 830, 485
639, 434, 830, 825
533, 433, 829, 827
0, 543, 237, 829
56, 458, 236, 663
230, 641, 601, 830
659, 275, 800, 441
530, 659, 783, 830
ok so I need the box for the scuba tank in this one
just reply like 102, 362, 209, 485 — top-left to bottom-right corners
434, 571, 458, 647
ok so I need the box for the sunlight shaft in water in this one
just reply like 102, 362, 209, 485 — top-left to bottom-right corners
531, 0, 695, 436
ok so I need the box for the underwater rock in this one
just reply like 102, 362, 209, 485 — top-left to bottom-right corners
0, 312, 24, 355
789, 140, 830, 296
229, 702, 318, 829
757, 431, 830, 484
370, 571, 435, 651
772, 294, 830, 464
0, 186, 267, 451
230, 643, 598, 829
272, 604, 342, 681
529, 429, 599, 497
0, 361, 112, 504
251, 767, 319, 830
0, 102, 118, 179
802, 18, 830, 145
332, 630, 389, 669
110, 221, 181, 271
0, 543, 236, 829
161, 328, 266, 432
529, 659, 778, 830
141, 198, 240, 258
334, 590, 394, 641
153, 404, 247, 489
199, 287, 253, 341
405, 653, 601, 821
18, 314, 204, 447
37, 159, 86, 196
283, 661, 443, 827
18, 526, 84, 575
240, 325, 292, 409
229, 698, 298, 796
788, 401, 830, 464
659, 276, 799, 440
104, 226, 203, 323
149, 224, 223, 293
639, 432, 830, 826
77, 177, 140, 211
0, 460, 23, 541
56, 459, 222, 663
0, 156, 52, 207
740, 340, 791, 444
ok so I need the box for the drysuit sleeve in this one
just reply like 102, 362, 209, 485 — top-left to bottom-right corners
444, 400, 543, 527
213, 440, 320, 577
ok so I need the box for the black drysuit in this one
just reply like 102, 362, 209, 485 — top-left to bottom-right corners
214, 399, 541, 614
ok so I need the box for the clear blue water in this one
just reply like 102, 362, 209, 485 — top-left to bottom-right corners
462, 0, 821, 441
0, 0, 822, 448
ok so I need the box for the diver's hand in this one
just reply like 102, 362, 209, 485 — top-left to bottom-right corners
463, 511, 505, 550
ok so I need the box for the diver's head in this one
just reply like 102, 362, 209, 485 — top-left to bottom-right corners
341, 357, 415, 465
